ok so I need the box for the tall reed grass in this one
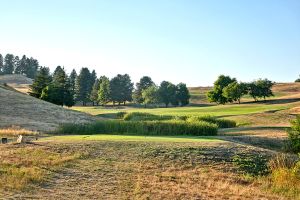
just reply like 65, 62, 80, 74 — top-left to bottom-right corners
122, 112, 236, 128
57, 120, 218, 136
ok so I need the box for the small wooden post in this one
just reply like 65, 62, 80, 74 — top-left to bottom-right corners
1, 138, 8, 144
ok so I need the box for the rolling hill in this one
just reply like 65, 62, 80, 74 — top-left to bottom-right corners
0, 83, 96, 132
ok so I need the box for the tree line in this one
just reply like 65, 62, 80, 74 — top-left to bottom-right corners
207, 75, 274, 104
29, 66, 191, 107
0, 53, 39, 79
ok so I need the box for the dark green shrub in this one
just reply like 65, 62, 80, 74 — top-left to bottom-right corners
287, 116, 300, 153
57, 120, 218, 136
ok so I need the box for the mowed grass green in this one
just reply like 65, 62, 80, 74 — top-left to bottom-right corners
41, 134, 222, 143
72, 103, 290, 117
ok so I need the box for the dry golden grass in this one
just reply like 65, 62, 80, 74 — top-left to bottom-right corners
0, 74, 33, 85
0, 140, 286, 199
0, 126, 39, 136
262, 154, 300, 199
0, 144, 80, 193
0, 87, 97, 132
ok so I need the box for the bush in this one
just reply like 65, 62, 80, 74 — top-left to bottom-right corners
57, 120, 218, 136
186, 115, 236, 128
287, 116, 300, 153
116, 112, 127, 119
267, 154, 300, 198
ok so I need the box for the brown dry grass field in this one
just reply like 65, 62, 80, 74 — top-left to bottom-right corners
0, 75, 300, 199
0, 82, 96, 132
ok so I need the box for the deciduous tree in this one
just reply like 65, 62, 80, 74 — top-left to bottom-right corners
176, 83, 190, 106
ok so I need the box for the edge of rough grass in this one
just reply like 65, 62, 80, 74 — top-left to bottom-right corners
40, 134, 223, 143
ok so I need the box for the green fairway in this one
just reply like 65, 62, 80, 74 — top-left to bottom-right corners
41, 134, 222, 143
72, 103, 290, 117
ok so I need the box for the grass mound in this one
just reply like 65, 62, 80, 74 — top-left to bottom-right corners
57, 120, 218, 136
123, 112, 172, 121
186, 115, 236, 128
122, 112, 236, 128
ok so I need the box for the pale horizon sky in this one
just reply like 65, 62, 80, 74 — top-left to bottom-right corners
1, 0, 299, 86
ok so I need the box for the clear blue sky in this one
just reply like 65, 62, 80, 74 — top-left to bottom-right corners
1, 0, 299, 86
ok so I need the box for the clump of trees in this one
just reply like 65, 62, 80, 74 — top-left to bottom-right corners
207, 75, 274, 104
295, 75, 300, 82
29, 67, 191, 107
0, 53, 39, 78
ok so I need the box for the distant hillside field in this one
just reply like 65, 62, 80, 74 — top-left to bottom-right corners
0, 74, 33, 93
0, 85, 96, 132
188, 82, 300, 104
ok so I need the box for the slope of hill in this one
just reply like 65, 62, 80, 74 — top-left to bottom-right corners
0, 74, 32, 93
0, 85, 96, 132
188, 82, 300, 104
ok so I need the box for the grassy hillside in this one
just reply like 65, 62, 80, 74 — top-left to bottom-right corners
188, 82, 300, 104
0, 86, 96, 132
0, 74, 32, 93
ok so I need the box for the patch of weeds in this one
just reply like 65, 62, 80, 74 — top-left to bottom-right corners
232, 154, 269, 176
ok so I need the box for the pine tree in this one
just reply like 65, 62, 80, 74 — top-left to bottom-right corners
3, 54, 15, 74
75, 67, 91, 106
26, 57, 39, 78
0, 54, 3, 74
41, 66, 74, 107
13, 56, 21, 74
18, 55, 28, 75
29, 67, 52, 98
98, 76, 110, 106
90, 79, 100, 106
69, 69, 77, 101
88, 70, 97, 99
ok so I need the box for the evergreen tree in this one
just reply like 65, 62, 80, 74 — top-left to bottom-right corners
13, 56, 21, 74
88, 70, 97, 98
133, 76, 154, 104
98, 76, 110, 106
0, 54, 3, 74
41, 66, 74, 107
3, 54, 15, 74
17, 55, 28, 75
90, 79, 100, 106
176, 83, 190, 106
69, 69, 77, 100
26, 57, 39, 78
75, 67, 91, 106
29, 67, 52, 98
